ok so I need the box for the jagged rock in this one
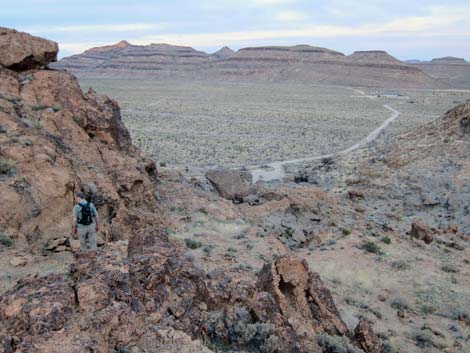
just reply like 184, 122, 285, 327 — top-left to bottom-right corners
206, 168, 253, 202
0, 51, 162, 248
410, 219, 435, 244
0, 27, 58, 70
0, 240, 364, 353
255, 256, 349, 351
354, 318, 382, 353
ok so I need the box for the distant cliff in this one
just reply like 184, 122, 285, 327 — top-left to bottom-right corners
52, 41, 444, 88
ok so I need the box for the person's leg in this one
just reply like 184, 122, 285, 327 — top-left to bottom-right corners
77, 227, 87, 250
88, 224, 97, 251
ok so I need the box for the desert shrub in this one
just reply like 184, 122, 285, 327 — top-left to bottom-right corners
420, 305, 438, 315
391, 260, 410, 271
451, 309, 470, 325
441, 264, 458, 273
317, 333, 362, 353
325, 238, 337, 246
381, 236, 391, 244
202, 244, 213, 255
0, 158, 16, 176
360, 240, 382, 254
0, 233, 13, 247
31, 104, 49, 111
22, 117, 42, 129
414, 331, 435, 348
390, 298, 410, 311
342, 228, 351, 236
0, 123, 6, 133
184, 238, 202, 249
235, 321, 278, 353
381, 340, 399, 353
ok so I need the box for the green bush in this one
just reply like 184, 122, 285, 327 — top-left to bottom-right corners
360, 240, 382, 254
234, 321, 278, 353
342, 228, 351, 236
317, 333, 363, 353
381, 236, 391, 244
0, 233, 12, 247
184, 238, 202, 249
0, 158, 16, 176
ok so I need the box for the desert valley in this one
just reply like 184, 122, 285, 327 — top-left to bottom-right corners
0, 22, 470, 353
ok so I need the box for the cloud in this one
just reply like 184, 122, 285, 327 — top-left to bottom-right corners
55, 4, 470, 56
251, 0, 297, 4
275, 11, 307, 22
25, 23, 168, 34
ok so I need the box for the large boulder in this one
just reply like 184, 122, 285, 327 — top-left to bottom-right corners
410, 219, 435, 244
0, 27, 58, 71
205, 168, 253, 202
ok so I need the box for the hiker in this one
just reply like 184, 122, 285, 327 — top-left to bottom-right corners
72, 191, 100, 250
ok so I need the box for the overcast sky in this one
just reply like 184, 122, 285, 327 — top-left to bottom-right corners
2, 0, 470, 60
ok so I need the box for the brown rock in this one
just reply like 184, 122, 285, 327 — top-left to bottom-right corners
410, 219, 435, 244
206, 168, 253, 202
0, 27, 58, 70
9, 256, 27, 267
348, 189, 365, 200
354, 318, 382, 353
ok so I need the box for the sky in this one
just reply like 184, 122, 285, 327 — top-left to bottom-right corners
2, 0, 470, 60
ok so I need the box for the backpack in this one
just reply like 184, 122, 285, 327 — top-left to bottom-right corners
78, 202, 94, 225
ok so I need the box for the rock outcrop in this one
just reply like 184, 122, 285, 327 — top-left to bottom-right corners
0, 235, 363, 353
0, 27, 58, 70
0, 28, 161, 250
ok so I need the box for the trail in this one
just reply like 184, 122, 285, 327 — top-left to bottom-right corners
248, 104, 401, 183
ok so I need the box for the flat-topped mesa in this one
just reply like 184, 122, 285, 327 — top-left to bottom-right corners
235, 44, 345, 62
430, 56, 469, 65
347, 50, 403, 65
0, 27, 58, 71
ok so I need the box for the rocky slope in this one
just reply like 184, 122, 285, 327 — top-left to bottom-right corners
53, 42, 441, 88
0, 27, 385, 353
410, 57, 470, 88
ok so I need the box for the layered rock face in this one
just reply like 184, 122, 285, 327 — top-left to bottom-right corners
0, 28, 383, 353
53, 42, 442, 88
0, 30, 161, 250
410, 56, 470, 88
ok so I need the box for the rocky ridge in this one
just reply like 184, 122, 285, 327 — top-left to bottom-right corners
52, 42, 441, 88
0, 28, 385, 353
410, 56, 470, 88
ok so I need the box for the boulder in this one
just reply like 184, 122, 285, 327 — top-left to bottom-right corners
354, 318, 382, 353
0, 27, 58, 70
206, 168, 253, 202
410, 219, 435, 244
9, 256, 27, 267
